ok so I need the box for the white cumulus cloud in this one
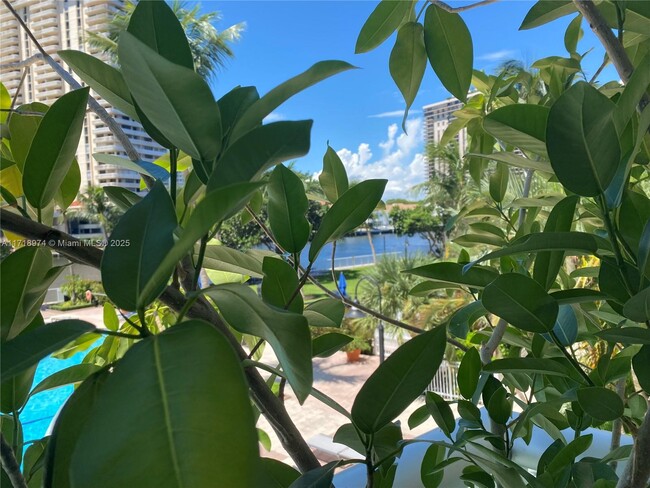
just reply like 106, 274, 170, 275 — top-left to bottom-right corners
369, 109, 421, 118
477, 49, 516, 62
335, 118, 426, 199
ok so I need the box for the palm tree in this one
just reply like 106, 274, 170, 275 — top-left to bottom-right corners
71, 187, 122, 238
87, 0, 244, 80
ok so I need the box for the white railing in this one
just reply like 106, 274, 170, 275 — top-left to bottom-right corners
44, 287, 65, 305
425, 360, 461, 400
328, 252, 401, 270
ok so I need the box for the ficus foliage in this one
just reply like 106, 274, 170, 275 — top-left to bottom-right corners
1, 0, 650, 487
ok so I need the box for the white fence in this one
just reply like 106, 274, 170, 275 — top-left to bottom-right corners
328, 252, 401, 270
425, 360, 461, 400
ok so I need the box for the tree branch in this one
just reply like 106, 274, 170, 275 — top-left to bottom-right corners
617, 407, 650, 488
428, 0, 499, 13
573, 0, 649, 110
0, 209, 320, 473
479, 318, 507, 364
0, 434, 26, 488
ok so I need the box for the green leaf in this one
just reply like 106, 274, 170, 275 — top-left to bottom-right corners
624, 287, 650, 323
1, 365, 36, 413
262, 256, 303, 313
22, 88, 88, 209
389, 22, 426, 129
483, 104, 549, 157
489, 162, 509, 203
0, 82, 9, 124
1, 247, 63, 341
207, 285, 312, 403
208, 121, 313, 191
142, 182, 264, 304
355, 0, 413, 54
261, 458, 300, 488
312, 333, 353, 358
351, 325, 447, 434
201, 245, 264, 279
29, 363, 101, 397
576, 387, 624, 421
546, 82, 620, 196
458, 347, 481, 398
619, 190, 650, 255
424, 4, 473, 102
288, 461, 341, 488
303, 299, 345, 328
44, 369, 110, 487
118, 32, 221, 161
595, 327, 650, 345
449, 301, 488, 339
520, 1, 575, 30
319, 144, 349, 203
308, 179, 387, 262
483, 273, 559, 333
405, 262, 499, 289
564, 14, 583, 54
483, 358, 573, 378
486, 385, 511, 425
231, 61, 355, 141
55, 158, 81, 210
101, 180, 177, 311
217, 86, 260, 144
633, 346, 650, 393
103, 186, 142, 212
467, 232, 612, 268
58, 50, 138, 119
68, 321, 262, 487
546, 304, 578, 346
8, 103, 48, 171
421, 444, 446, 488
615, 53, 650, 132
126, 0, 193, 69
533, 196, 579, 291
425, 391, 455, 438
1, 319, 95, 381
268, 165, 310, 253
467, 151, 553, 173
92, 153, 169, 181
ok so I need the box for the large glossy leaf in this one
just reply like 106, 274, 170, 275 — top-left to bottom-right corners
1, 365, 36, 413
69, 321, 262, 487
489, 162, 509, 203
458, 347, 481, 399
483, 358, 573, 378
103, 186, 143, 212
355, 0, 413, 53
1, 247, 63, 341
425, 391, 455, 438
289, 461, 341, 488
209, 121, 312, 192
520, 1, 575, 29
230, 61, 355, 141
468, 151, 553, 173
44, 369, 110, 488
312, 333, 353, 358
623, 287, 650, 323
633, 346, 650, 393
200, 245, 264, 278
467, 232, 612, 269
30, 364, 101, 397
58, 50, 138, 119
533, 196, 579, 290
22, 88, 88, 209
308, 179, 387, 262
351, 325, 447, 434
217, 86, 259, 146
261, 256, 303, 313
576, 387, 623, 421
619, 190, 650, 255
93, 153, 169, 181
101, 180, 177, 311
449, 301, 488, 339
484, 104, 549, 157
126, 0, 193, 69
405, 262, 499, 289
1, 319, 95, 381
261, 458, 300, 488
8, 102, 48, 170
423, 4, 473, 102
483, 273, 559, 333
546, 82, 620, 196
140, 182, 264, 304
118, 32, 221, 161
207, 285, 312, 403
390, 22, 426, 129
268, 165, 310, 253
303, 299, 345, 328
319, 144, 349, 203
55, 158, 81, 210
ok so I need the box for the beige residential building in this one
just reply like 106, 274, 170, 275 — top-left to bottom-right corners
1, 0, 164, 194
422, 96, 469, 179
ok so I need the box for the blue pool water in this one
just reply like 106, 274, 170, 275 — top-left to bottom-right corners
21, 350, 87, 443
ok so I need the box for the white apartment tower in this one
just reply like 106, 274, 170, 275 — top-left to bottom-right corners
0, 0, 164, 194
422, 97, 469, 179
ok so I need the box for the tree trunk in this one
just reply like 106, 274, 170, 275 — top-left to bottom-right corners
366, 228, 377, 263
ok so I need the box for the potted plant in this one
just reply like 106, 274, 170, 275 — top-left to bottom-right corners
342, 337, 367, 363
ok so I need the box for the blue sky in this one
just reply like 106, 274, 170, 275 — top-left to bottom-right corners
202, 1, 617, 198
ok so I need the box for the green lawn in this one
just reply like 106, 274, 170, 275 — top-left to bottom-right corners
302, 267, 370, 301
